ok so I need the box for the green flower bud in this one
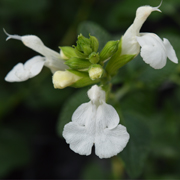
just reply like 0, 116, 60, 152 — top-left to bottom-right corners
76, 34, 92, 55
99, 40, 119, 62
82, 45, 92, 55
90, 35, 99, 52
68, 69, 100, 88
88, 64, 104, 80
74, 46, 88, 58
77, 34, 91, 47
89, 52, 100, 64
60, 46, 77, 59
65, 57, 91, 70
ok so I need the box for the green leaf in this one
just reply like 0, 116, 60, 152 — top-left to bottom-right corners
77, 21, 111, 51
120, 89, 156, 116
119, 112, 151, 178
0, 127, 30, 178
126, 54, 178, 89
57, 88, 89, 137
138, 61, 177, 88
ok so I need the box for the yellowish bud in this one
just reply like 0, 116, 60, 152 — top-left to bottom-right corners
88, 64, 104, 80
53, 70, 81, 89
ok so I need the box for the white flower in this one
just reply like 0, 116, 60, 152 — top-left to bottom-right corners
63, 85, 130, 159
121, 2, 178, 69
5, 56, 45, 82
4, 30, 68, 82
136, 33, 178, 69
121, 4, 161, 55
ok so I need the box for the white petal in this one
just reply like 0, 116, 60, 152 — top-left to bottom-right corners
44, 57, 68, 73
72, 102, 93, 125
95, 124, 130, 159
5, 63, 25, 82
21, 35, 68, 71
96, 102, 119, 129
140, 45, 166, 69
137, 34, 167, 69
24, 56, 45, 78
63, 101, 97, 156
5, 56, 45, 82
87, 85, 106, 104
5, 31, 68, 71
94, 102, 129, 158
163, 38, 178, 64
63, 122, 94, 156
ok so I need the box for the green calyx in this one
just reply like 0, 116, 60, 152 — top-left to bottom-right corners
105, 38, 136, 76
65, 57, 91, 70
59, 46, 77, 59
89, 35, 99, 52
99, 40, 119, 62
89, 52, 100, 64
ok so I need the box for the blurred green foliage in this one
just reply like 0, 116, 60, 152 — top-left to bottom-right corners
1, 0, 180, 179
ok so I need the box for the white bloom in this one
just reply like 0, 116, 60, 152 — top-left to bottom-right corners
136, 33, 178, 69
121, 2, 178, 69
4, 30, 68, 82
5, 56, 45, 82
121, 5, 161, 55
63, 85, 130, 159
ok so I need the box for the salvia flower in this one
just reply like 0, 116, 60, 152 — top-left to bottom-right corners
123, 3, 178, 69
63, 85, 130, 158
121, 4, 162, 55
4, 30, 68, 82
106, 2, 178, 74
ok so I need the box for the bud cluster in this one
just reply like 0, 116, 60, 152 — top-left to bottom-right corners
60, 34, 119, 82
